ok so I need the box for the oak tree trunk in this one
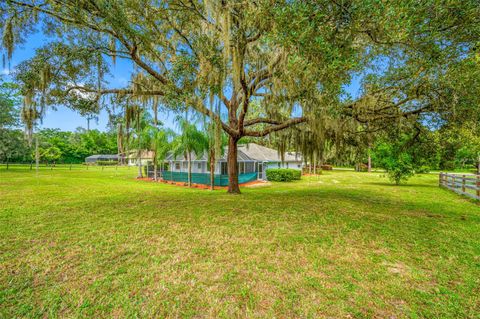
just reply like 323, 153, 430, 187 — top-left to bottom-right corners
367, 154, 372, 173
227, 135, 240, 194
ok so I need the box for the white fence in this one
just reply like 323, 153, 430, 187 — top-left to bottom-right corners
439, 173, 480, 200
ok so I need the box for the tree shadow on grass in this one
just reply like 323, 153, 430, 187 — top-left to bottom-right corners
365, 182, 438, 189
256, 183, 480, 220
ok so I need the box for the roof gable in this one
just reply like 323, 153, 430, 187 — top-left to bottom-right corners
238, 143, 301, 162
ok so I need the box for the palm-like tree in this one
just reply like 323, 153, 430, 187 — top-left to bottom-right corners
127, 108, 152, 178
150, 127, 174, 181
172, 117, 208, 187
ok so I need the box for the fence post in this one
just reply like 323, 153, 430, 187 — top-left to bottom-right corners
462, 175, 466, 193
477, 175, 480, 199
439, 173, 443, 186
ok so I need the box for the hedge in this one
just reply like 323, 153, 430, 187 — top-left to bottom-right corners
266, 168, 301, 182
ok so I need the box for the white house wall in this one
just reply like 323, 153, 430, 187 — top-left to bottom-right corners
128, 158, 152, 166
169, 161, 214, 174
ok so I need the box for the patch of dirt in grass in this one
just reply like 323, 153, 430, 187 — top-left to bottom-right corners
382, 261, 410, 276
244, 181, 271, 188
136, 177, 267, 190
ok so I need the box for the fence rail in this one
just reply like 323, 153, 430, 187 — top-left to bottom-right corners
439, 173, 480, 200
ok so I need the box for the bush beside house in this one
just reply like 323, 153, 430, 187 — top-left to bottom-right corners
266, 168, 301, 182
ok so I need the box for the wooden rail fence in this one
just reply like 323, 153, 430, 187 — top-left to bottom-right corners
439, 173, 480, 200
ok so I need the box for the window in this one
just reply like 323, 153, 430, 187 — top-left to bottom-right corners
197, 163, 202, 170
221, 162, 228, 175
175, 163, 180, 170
244, 162, 254, 173
183, 162, 188, 169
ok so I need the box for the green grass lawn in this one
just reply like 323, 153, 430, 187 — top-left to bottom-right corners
1, 166, 479, 318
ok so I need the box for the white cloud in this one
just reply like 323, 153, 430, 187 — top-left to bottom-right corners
1, 68, 10, 75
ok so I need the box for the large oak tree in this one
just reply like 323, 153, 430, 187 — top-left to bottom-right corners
1, 0, 364, 193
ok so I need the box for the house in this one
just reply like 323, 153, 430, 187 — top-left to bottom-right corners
126, 150, 155, 166
85, 154, 120, 165
162, 143, 303, 185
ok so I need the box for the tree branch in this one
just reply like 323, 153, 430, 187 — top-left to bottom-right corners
66, 86, 164, 96
244, 117, 306, 137
244, 118, 283, 126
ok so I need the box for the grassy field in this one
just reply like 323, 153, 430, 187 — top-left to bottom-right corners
1, 165, 479, 318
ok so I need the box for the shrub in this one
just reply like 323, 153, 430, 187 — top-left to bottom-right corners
441, 160, 456, 171
96, 160, 118, 166
266, 168, 301, 182
384, 153, 415, 185
291, 169, 301, 180
321, 164, 333, 170
357, 163, 368, 172
415, 165, 430, 174
373, 140, 416, 185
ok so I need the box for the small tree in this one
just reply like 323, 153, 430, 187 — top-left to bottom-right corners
374, 141, 415, 185
150, 128, 174, 181
172, 118, 208, 187
41, 146, 62, 167
384, 153, 415, 185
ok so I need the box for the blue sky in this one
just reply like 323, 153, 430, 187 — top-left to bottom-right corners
5, 33, 362, 132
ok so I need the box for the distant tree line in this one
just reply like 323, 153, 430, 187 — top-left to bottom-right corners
0, 128, 118, 165
0, 79, 117, 165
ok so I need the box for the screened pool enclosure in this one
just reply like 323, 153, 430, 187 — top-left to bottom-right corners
160, 171, 258, 186
85, 154, 120, 164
